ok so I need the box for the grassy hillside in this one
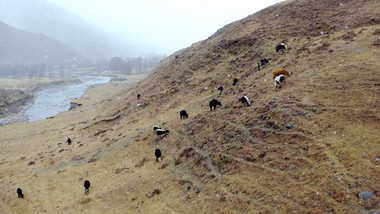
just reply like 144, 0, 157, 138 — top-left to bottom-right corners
0, 0, 379, 213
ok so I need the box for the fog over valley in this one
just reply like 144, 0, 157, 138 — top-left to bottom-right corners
0, 0, 285, 123
0, 0, 285, 122
0, 0, 154, 61
0, 0, 284, 72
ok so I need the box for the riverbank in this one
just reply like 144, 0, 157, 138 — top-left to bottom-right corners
24, 76, 111, 122
0, 78, 81, 119
0, 74, 148, 126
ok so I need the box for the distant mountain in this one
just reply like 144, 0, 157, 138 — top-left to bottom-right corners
0, 0, 140, 59
0, 21, 81, 65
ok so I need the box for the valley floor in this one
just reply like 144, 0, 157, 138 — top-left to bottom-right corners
0, 78, 81, 120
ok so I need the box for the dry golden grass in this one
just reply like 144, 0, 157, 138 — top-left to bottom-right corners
0, 78, 67, 91
1, 0, 380, 213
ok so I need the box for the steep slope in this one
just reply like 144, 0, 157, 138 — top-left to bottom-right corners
0, 21, 81, 64
0, 0, 379, 213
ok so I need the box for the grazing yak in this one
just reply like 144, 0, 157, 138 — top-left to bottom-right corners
180, 110, 188, 120
209, 99, 222, 111
233, 78, 238, 86
276, 43, 288, 52
84, 180, 91, 195
137, 94, 141, 99
218, 86, 224, 95
272, 68, 291, 79
137, 103, 147, 108
239, 96, 251, 107
274, 74, 286, 91
152, 125, 161, 132
156, 129, 170, 138
155, 149, 162, 162
17, 188, 24, 198
67, 138, 72, 145
258, 58, 271, 70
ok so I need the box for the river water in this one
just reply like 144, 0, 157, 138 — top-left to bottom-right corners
0, 76, 111, 126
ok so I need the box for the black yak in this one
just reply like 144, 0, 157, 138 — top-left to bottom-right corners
17, 188, 24, 198
84, 180, 91, 195
209, 99, 222, 111
156, 129, 169, 138
258, 58, 271, 70
276, 43, 287, 52
239, 96, 251, 107
180, 110, 188, 119
155, 149, 162, 162
233, 78, 238, 86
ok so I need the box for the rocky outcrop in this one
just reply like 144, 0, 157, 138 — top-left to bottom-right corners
0, 89, 33, 117
69, 102, 82, 110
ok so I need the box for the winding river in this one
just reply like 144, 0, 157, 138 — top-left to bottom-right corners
0, 76, 111, 126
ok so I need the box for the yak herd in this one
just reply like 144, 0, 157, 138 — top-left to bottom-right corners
16, 43, 290, 199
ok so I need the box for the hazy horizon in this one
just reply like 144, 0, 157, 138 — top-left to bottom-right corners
46, 0, 285, 55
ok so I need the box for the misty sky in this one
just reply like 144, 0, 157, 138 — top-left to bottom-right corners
47, 0, 285, 54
